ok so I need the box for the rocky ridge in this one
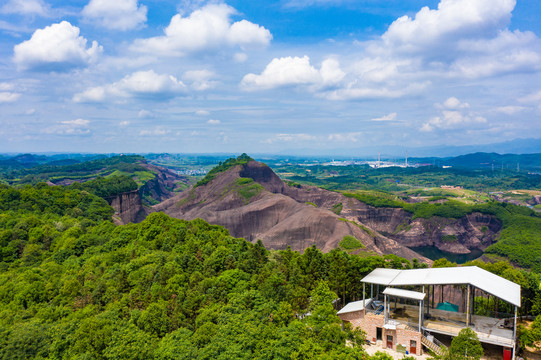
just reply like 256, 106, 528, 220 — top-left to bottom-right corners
154, 160, 502, 262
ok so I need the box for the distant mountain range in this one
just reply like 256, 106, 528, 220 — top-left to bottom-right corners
280, 137, 541, 158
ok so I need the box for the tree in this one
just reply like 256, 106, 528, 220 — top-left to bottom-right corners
446, 327, 483, 360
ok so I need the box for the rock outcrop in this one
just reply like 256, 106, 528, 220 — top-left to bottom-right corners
105, 190, 147, 225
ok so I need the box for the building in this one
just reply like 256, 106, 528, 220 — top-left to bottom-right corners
337, 266, 520, 358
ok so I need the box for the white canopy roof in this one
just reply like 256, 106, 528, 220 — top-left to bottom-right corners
337, 299, 372, 315
383, 287, 426, 301
362, 266, 521, 307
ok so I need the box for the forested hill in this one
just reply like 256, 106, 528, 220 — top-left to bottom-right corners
1, 182, 541, 358
0, 154, 190, 205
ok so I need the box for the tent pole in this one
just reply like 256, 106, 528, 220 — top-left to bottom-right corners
466, 284, 471, 327
513, 306, 517, 359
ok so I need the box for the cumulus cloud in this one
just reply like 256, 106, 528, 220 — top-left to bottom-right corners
73, 70, 186, 102
371, 113, 397, 122
43, 118, 91, 135
381, 0, 515, 57
183, 69, 217, 90
241, 56, 345, 91
421, 97, 486, 131
13, 21, 102, 72
0, 0, 50, 16
82, 0, 147, 31
207, 119, 221, 124
131, 4, 271, 56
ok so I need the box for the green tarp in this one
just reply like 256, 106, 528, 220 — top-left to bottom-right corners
436, 302, 459, 312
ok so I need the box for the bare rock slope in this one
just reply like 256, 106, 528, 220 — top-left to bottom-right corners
155, 160, 500, 261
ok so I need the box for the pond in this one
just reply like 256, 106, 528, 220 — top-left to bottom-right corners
409, 245, 484, 264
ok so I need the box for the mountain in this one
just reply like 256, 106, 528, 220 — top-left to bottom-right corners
155, 156, 501, 263
279, 137, 541, 158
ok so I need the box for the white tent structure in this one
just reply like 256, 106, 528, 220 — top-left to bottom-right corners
360, 266, 521, 358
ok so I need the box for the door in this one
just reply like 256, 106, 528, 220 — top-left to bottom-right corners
386, 335, 393, 349
376, 327, 382, 341
410, 340, 417, 355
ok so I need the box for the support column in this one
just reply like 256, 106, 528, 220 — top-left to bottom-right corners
371, 284, 373, 300
363, 282, 366, 313
513, 306, 517, 359
384, 294, 387, 321
466, 284, 471, 327
419, 299, 422, 332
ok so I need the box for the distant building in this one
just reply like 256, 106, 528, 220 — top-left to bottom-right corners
337, 266, 520, 358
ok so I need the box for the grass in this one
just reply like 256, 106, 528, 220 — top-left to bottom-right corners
305, 202, 317, 207
339, 235, 365, 251
331, 203, 343, 215
338, 218, 375, 237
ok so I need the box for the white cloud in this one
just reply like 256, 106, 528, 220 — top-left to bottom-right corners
131, 4, 271, 56
0, 92, 21, 102
82, 0, 147, 31
73, 70, 186, 102
0, 0, 50, 16
119, 120, 130, 126
207, 119, 221, 124
13, 21, 102, 72
195, 110, 210, 116
43, 118, 91, 135
233, 52, 247, 63
242, 56, 319, 90
263, 133, 316, 144
138, 110, 153, 118
493, 106, 526, 115
381, 0, 515, 57
519, 90, 541, 104
139, 127, 170, 136
183, 69, 217, 90
441, 97, 470, 109
61, 119, 90, 126
371, 112, 397, 122
421, 98, 487, 131
327, 132, 362, 142
241, 56, 344, 91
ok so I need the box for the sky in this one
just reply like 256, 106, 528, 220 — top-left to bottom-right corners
1, 0, 541, 154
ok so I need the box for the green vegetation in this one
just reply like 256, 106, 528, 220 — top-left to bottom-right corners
1, 180, 541, 359
305, 201, 317, 207
1, 182, 440, 359
338, 218, 375, 237
444, 327, 483, 360
76, 175, 138, 198
331, 202, 343, 215
234, 178, 264, 203
519, 315, 541, 350
441, 235, 458, 243
339, 235, 364, 251
196, 153, 254, 187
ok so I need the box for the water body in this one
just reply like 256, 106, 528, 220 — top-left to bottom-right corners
409, 246, 484, 264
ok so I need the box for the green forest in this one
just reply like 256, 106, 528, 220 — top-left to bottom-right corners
1, 182, 541, 359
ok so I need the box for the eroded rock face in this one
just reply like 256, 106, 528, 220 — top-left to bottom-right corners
154, 160, 502, 261
106, 190, 147, 225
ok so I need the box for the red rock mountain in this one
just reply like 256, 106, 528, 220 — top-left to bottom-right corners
154, 160, 500, 262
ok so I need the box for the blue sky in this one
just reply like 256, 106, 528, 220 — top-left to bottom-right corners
1, 0, 540, 154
